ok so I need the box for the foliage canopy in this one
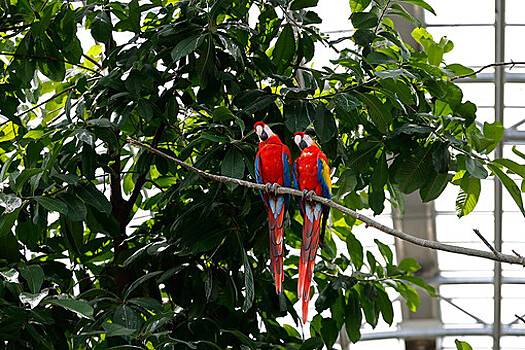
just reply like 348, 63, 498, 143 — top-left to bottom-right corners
0, 0, 523, 348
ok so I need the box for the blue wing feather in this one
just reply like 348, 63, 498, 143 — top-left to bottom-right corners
255, 154, 267, 205
317, 158, 332, 200
293, 160, 304, 217
282, 152, 291, 207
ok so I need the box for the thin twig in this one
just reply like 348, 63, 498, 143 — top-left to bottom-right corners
126, 137, 525, 267
0, 51, 102, 75
515, 314, 525, 324
14, 76, 99, 119
82, 54, 103, 69
473, 229, 500, 257
451, 61, 525, 81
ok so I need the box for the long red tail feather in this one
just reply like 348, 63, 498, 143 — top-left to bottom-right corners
267, 196, 286, 294
299, 202, 322, 323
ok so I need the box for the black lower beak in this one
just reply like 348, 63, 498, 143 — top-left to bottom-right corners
299, 140, 308, 150
260, 130, 268, 141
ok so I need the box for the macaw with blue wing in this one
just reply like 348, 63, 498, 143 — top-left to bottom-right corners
293, 131, 332, 324
254, 122, 292, 295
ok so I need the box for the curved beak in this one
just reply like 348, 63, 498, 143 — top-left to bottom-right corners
299, 139, 308, 150
259, 130, 269, 141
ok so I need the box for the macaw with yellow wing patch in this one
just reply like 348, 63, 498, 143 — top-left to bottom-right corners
292, 131, 332, 324
254, 122, 292, 295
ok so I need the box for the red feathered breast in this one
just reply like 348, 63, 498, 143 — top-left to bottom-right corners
295, 145, 323, 195
257, 136, 288, 185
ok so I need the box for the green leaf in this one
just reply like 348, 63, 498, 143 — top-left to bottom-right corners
15, 169, 43, 195
137, 99, 154, 120
346, 231, 364, 270
221, 329, 256, 349
392, 146, 434, 194
0, 206, 22, 237
445, 64, 475, 79
398, 257, 421, 273
464, 156, 488, 179
345, 289, 362, 343
369, 150, 387, 214
319, 317, 338, 348
357, 93, 392, 132
397, 275, 437, 297
290, 0, 318, 10
125, 70, 143, 95
242, 249, 254, 312
221, 148, 245, 180
123, 271, 163, 300
455, 340, 473, 350
401, 0, 436, 15
44, 298, 95, 320
350, 0, 372, 12
91, 11, 112, 43
314, 104, 336, 143
456, 176, 481, 217
483, 121, 504, 153
395, 281, 420, 312
19, 264, 44, 294
77, 183, 112, 214
171, 35, 205, 61
114, 304, 142, 330
301, 337, 324, 350
375, 287, 393, 325
284, 100, 315, 133
350, 12, 379, 29
273, 24, 295, 74
493, 158, 525, 178
489, 164, 525, 216
374, 239, 393, 265
103, 322, 135, 337
420, 172, 449, 202
34, 196, 68, 215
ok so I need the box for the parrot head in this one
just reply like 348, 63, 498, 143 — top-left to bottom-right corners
254, 122, 275, 142
294, 132, 314, 151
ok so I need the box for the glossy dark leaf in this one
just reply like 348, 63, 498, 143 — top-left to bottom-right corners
314, 104, 336, 143
221, 148, 245, 180
345, 288, 362, 343
489, 164, 525, 216
91, 11, 112, 43
19, 264, 44, 294
171, 35, 205, 61
273, 24, 295, 74
350, 12, 379, 29
44, 298, 94, 320
290, 0, 318, 10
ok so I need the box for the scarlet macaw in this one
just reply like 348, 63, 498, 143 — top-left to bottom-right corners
254, 122, 292, 295
293, 132, 332, 324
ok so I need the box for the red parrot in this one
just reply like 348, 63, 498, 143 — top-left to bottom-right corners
293, 132, 332, 324
254, 122, 292, 295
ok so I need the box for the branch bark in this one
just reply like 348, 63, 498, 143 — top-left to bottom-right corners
126, 137, 525, 268
451, 61, 525, 81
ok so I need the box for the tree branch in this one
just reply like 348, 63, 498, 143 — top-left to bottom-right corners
126, 137, 525, 267
451, 61, 525, 81
124, 124, 166, 223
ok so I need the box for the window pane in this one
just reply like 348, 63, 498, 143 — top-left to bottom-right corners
426, 27, 494, 66
425, 0, 493, 25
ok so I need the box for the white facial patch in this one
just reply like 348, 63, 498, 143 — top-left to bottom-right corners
294, 134, 302, 146
264, 124, 274, 137
256, 124, 263, 136
304, 135, 313, 146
